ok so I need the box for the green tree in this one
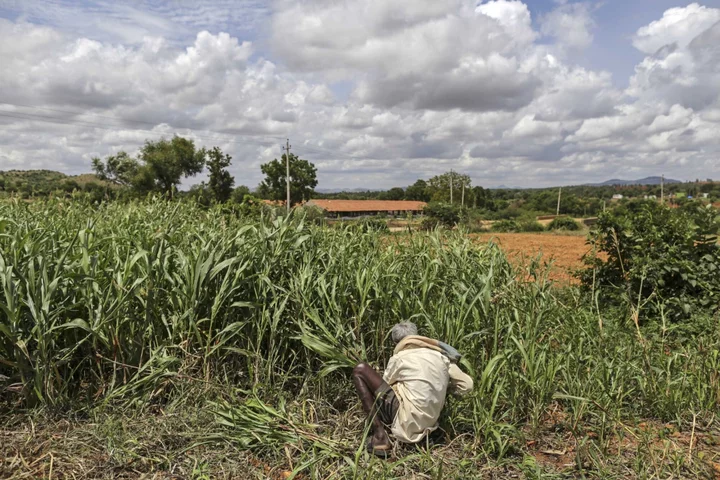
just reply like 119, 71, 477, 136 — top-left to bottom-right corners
188, 182, 213, 206
379, 187, 405, 200
91, 151, 139, 187
472, 186, 487, 208
405, 179, 431, 201
422, 202, 461, 228
138, 136, 206, 195
259, 153, 318, 206
427, 171, 472, 204
206, 147, 235, 203
91, 137, 206, 196
231, 185, 251, 203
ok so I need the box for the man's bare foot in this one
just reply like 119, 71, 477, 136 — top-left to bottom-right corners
367, 431, 391, 456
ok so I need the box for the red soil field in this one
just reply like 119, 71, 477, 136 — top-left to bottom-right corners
472, 233, 596, 284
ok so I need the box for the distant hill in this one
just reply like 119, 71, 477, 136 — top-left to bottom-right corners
0, 169, 111, 195
585, 176, 681, 187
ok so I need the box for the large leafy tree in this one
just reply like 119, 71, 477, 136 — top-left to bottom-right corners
259, 153, 317, 205
91, 136, 206, 196
231, 185, 251, 204
379, 187, 405, 200
405, 179, 431, 201
427, 171, 472, 203
138, 136, 206, 195
471, 185, 496, 210
206, 147, 235, 203
91, 151, 139, 187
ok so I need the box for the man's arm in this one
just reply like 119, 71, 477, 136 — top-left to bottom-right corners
448, 363, 473, 395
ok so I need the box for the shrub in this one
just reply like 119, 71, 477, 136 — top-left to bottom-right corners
581, 202, 720, 320
344, 217, 389, 233
547, 216, 580, 231
518, 220, 545, 232
359, 217, 389, 232
297, 205, 327, 225
492, 219, 520, 232
423, 202, 460, 228
420, 217, 440, 231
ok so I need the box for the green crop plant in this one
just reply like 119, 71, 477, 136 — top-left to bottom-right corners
1, 198, 719, 478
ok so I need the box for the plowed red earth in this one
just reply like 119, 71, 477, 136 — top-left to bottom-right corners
472, 233, 596, 284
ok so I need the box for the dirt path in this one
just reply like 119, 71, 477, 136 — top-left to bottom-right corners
472, 233, 594, 283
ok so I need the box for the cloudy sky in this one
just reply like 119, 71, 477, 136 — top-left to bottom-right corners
0, 0, 719, 189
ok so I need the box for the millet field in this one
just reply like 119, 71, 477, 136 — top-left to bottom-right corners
2, 199, 720, 479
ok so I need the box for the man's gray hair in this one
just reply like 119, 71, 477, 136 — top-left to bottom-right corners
391, 322, 418, 343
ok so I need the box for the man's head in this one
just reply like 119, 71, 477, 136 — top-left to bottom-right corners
391, 322, 418, 344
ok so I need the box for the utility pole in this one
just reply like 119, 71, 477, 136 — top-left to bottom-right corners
461, 182, 465, 207
284, 139, 291, 214
450, 169, 454, 204
556, 187, 562, 216
660, 174, 664, 204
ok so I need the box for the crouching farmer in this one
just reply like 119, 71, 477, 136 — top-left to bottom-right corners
352, 322, 473, 456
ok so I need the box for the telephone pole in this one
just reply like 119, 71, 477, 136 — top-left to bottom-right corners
284, 139, 291, 214
556, 187, 562, 216
660, 174, 664, 204
450, 169, 454, 204
461, 182, 465, 207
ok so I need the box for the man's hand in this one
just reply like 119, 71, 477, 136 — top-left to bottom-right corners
448, 363, 473, 395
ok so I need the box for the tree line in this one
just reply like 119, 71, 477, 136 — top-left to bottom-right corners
2, 134, 719, 221
90, 136, 318, 206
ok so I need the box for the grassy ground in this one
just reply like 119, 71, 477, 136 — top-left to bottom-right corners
3, 396, 720, 479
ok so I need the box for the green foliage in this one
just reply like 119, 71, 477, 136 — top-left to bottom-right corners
92, 151, 139, 187
259, 153, 317, 206
518, 220, 545, 232
582, 202, 720, 320
472, 186, 494, 210
206, 147, 235, 203
423, 202, 461, 229
230, 185, 251, 204
138, 136, 206, 195
378, 187, 404, 200
547, 216, 580, 231
489, 219, 544, 233
235, 194, 266, 217
0, 170, 112, 199
2, 200, 720, 477
346, 217, 388, 233
427, 171, 472, 203
405, 179, 431, 201
296, 205, 327, 225
187, 182, 214, 207
491, 219, 520, 232
91, 136, 206, 197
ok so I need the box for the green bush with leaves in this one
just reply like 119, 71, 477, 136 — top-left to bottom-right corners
582, 202, 720, 321
547, 216, 580, 231
491, 219, 520, 232
346, 217, 388, 233
423, 202, 461, 228
518, 220, 545, 232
